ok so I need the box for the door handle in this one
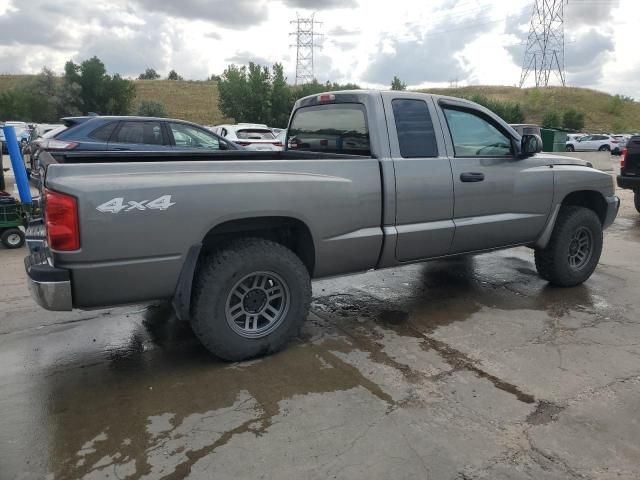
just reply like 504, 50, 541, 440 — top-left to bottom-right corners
460, 172, 485, 182
112, 147, 130, 151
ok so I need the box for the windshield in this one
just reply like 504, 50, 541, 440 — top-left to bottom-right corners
236, 129, 276, 140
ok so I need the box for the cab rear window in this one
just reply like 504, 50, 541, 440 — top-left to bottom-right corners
288, 103, 370, 156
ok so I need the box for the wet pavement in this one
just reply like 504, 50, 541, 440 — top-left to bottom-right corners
2, 185, 640, 480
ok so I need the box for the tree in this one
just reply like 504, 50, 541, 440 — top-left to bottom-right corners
167, 69, 183, 81
104, 74, 136, 115
466, 94, 524, 123
137, 100, 167, 117
269, 63, 290, 128
390, 76, 407, 91
218, 64, 249, 122
562, 108, 585, 130
245, 63, 272, 124
542, 111, 561, 128
62, 56, 135, 115
209, 74, 221, 82
138, 68, 160, 80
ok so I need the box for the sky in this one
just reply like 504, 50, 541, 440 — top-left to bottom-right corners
0, 0, 637, 98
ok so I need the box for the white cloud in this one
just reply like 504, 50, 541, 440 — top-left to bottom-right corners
0, 0, 638, 97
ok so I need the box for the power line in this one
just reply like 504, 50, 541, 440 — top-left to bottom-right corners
289, 13, 323, 85
519, 0, 567, 88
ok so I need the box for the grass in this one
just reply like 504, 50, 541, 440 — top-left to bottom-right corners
1, 74, 638, 132
134, 80, 228, 124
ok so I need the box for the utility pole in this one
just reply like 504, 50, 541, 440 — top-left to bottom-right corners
519, 0, 566, 88
290, 13, 323, 85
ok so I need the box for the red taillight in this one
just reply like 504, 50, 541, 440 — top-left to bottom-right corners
45, 139, 79, 150
317, 93, 335, 102
273, 141, 283, 147
45, 189, 80, 251
621, 148, 627, 169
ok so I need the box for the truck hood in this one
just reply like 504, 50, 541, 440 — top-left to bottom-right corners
539, 153, 589, 167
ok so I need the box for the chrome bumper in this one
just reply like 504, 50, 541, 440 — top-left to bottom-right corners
24, 252, 73, 311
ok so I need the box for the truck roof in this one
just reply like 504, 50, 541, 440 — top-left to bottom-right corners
294, 89, 521, 139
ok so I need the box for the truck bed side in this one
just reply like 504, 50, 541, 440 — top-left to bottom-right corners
45, 157, 383, 308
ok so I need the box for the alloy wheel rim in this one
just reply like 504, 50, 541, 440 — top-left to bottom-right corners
568, 227, 593, 270
225, 271, 290, 338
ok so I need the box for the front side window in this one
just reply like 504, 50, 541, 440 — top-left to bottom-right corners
392, 99, 438, 158
443, 108, 512, 157
112, 121, 164, 145
289, 103, 370, 156
169, 123, 220, 149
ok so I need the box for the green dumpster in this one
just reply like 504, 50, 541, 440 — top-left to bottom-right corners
541, 128, 569, 152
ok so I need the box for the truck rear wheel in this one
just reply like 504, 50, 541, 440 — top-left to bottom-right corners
1, 228, 25, 249
190, 238, 311, 361
534, 206, 602, 287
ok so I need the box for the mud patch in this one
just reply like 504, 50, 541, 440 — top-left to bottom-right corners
526, 401, 565, 425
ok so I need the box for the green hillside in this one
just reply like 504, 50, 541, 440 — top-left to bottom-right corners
420, 85, 640, 132
1, 74, 638, 131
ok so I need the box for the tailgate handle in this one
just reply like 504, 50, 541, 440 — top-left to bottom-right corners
460, 172, 485, 182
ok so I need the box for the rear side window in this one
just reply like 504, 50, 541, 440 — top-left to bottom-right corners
236, 129, 275, 140
289, 103, 370, 156
89, 122, 117, 142
392, 99, 438, 158
112, 121, 164, 145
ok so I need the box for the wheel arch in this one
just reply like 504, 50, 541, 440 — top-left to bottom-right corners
560, 190, 607, 225
535, 190, 607, 249
172, 216, 316, 321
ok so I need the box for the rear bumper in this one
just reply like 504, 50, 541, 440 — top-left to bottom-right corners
24, 251, 72, 311
617, 175, 640, 190
603, 195, 620, 230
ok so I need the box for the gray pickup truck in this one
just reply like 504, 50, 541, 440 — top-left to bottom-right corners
25, 90, 619, 361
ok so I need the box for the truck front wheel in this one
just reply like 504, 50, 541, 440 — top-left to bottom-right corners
534, 206, 603, 287
190, 238, 311, 361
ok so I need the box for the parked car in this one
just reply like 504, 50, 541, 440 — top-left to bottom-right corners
25, 90, 619, 361
275, 129, 287, 147
566, 133, 585, 143
0, 122, 31, 153
210, 123, 282, 151
566, 134, 621, 154
616, 135, 640, 213
29, 116, 237, 171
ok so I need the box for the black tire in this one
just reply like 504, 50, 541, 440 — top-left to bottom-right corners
565, 144, 574, 152
190, 238, 311, 361
598, 145, 610, 151
534, 206, 603, 287
1, 228, 25, 249
634, 191, 640, 214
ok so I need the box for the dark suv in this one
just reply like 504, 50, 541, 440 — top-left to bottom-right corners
29, 116, 237, 170
617, 135, 640, 213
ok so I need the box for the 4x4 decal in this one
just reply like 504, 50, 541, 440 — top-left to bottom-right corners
96, 195, 175, 213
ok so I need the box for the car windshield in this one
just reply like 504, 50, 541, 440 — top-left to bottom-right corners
236, 129, 275, 140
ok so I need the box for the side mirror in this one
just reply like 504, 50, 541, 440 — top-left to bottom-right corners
521, 134, 543, 156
